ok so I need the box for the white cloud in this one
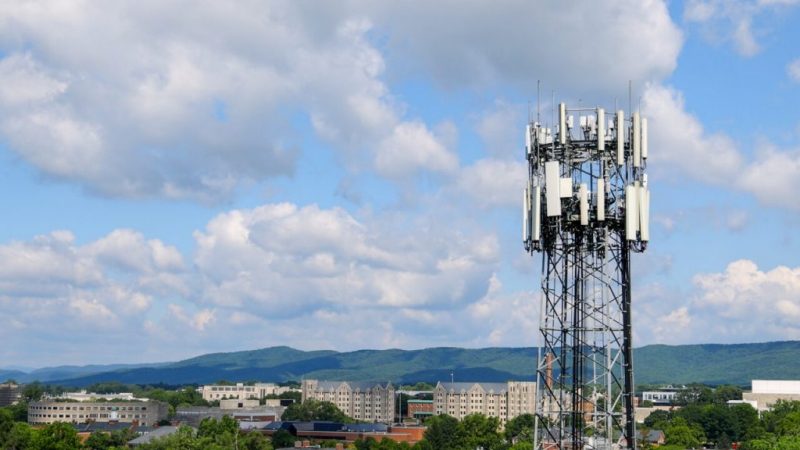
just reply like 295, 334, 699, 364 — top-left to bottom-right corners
374, 121, 458, 179
635, 260, 800, 345
193, 202, 499, 312
0, 229, 184, 364
740, 145, 800, 210
0, 3, 411, 200
454, 159, 528, 208
642, 83, 800, 211
0, 1, 684, 202
788, 58, 800, 83
691, 259, 800, 340
683, 0, 800, 57
365, 0, 681, 95
642, 83, 743, 184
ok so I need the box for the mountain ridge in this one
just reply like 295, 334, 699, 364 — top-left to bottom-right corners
5, 341, 800, 387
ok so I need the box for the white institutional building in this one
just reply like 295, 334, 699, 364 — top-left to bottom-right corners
742, 380, 800, 412
198, 383, 294, 402
433, 381, 536, 424
301, 380, 395, 423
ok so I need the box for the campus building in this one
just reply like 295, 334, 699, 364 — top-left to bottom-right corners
28, 400, 169, 426
433, 381, 536, 424
301, 380, 395, 423
743, 380, 800, 412
198, 382, 294, 402
0, 382, 21, 407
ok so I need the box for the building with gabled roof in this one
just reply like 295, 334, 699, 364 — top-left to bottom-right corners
433, 381, 535, 424
301, 380, 395, 423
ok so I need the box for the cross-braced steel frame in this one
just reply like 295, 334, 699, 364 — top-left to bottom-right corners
524, 107, 647, 450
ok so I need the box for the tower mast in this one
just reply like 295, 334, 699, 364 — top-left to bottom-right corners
523, 98, 649, 450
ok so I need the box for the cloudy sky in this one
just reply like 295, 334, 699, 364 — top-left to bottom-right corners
1, 0, 799, 368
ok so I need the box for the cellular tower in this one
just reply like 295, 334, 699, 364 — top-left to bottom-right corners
522, 99, 650, 449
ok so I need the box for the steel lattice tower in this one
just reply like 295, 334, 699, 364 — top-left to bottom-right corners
523, 102, 649, 450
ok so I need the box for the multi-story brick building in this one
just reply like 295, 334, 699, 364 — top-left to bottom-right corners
406, 399, 433, 420
28, 400, 169, 426
433, 381, 535, 424
301, 380, 395, 423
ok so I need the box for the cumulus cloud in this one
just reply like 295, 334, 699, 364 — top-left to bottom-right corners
454, 159, 527, 208
691, 259, 800, 341
374, 122, 458, 179
0, 1, 685, 202
193, 202, 498, 313
0, 229, 185, 364
642, 83, 743, 184
635, 260, 800, 345
740, 145, 800, 209
642, 83, 800, 211
365, 0, 681, 95
0, 3, 421, 200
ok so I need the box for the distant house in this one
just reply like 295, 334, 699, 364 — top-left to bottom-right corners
635, 429, 666, 445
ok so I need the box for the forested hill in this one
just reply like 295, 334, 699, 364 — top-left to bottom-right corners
6, 341, 800, 387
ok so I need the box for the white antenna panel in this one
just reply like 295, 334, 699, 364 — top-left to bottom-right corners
533, 185, 541, 242
579, 183, 589, 226
597, 108, 605, 151
559, 177, 573, 198
641, 117, 648, 160
632, 112, 641, 168
616, 110, 624, 166
639, 187, 650, 241
522, 188, 529, 242
545, 161, 562, 217
525, 124, 532, 155
596, 178, 605, 221
580, 116, 587, 129
559, 103, 566, 144
625, 184, 638, 240
568, 115, 574, 129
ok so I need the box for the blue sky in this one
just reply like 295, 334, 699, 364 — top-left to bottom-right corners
0, 0, 799, 367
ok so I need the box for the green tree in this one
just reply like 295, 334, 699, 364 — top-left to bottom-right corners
2, 421, 34, 450
410, 440, 433, 450
22, 383, 45, 402
460, 413, 504, 450
271, 429, 296, 448
643, 409, 672, 429
33, 422, 82, 450
505, 413, 534, 444
239, 430, 273, 450
713, 385, 743, 404
422, 415, 464, 450
665, 417, 706, 448
675, 384, 714, 406
281, 399, 353, 422
85, 430, 114, 450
